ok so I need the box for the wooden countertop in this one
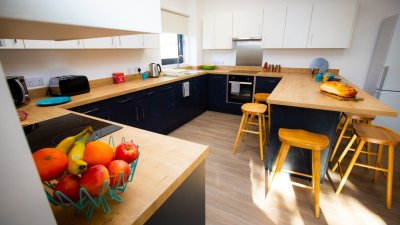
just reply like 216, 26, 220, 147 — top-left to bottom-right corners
20, 68, 396, 124
49, 113, 208, 225
268, 74, 397, 117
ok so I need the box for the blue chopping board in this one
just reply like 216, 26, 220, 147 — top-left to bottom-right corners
36, 96, 71, 106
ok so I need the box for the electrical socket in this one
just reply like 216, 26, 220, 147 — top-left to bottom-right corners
25, 77, 44, 88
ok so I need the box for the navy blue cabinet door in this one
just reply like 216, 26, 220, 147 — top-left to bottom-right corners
108, 93, 140, 127
207, 74, 227, 109
69, 100, 110, 120
255, 77, 281, 93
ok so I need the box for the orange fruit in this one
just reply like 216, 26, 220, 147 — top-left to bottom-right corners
83, 141, 114, 167
32, 148, 68, 181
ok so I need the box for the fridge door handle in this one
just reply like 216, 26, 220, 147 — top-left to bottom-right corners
374, 89, 381, 99
375, 66, 389, 90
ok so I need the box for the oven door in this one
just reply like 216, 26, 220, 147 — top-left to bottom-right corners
227, 75, 254, 104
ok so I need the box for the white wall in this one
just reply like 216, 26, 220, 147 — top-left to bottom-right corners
0, 49, 161, 88
0, 61, 57, 225
199, 0, 400, 87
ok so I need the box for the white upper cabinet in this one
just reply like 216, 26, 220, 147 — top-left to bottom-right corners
0, 39, 25, 49
262, 4, 286, 48
214, 12, 233, 49
202, 12, 233, 49
0, 0, 161, 40
232, 10, 263, 39
283, 3, 312, 48
24, 40, 84, 49
202, 15, 215, 49
82, 37, 117, 49
308, 0, 358, 48
141, 34, 160, 49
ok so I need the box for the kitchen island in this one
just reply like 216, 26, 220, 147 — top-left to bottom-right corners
21, 107, 208, 225
263, 73, 397, 180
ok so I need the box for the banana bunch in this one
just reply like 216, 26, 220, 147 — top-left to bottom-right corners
67, 129, 93, 175
56, 127, 93, 154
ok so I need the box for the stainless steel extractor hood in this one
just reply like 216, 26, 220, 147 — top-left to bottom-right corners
235, 40, 263, 66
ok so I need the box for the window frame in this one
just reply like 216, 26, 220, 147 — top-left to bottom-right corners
161, 34, 184, 66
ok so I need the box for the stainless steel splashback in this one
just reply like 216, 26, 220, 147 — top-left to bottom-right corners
235, 40, 263, 66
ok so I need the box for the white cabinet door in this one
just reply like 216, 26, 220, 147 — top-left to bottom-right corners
283, 3, 312, 48
262, 4, 286, 48
0, 39, 25, 49
232, 10, 263, 39
308, 0, 358, 48
82, 37, 117, 49
202, 15, 215, 49
24, 40, 84, 49
119, 35, 141, 48
214, 12, 233, 49
142, 34, 160, 49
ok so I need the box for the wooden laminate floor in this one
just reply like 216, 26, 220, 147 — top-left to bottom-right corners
169, 111, 400, 225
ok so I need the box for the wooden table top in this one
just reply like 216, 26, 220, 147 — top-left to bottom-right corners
267, 74, 398, 117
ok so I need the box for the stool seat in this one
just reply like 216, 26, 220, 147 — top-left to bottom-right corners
345, 113, 376, 121
279, 129, 329, 151
254, 93, 270, 102
241, 103, 267, 114
354, 124, 400, 145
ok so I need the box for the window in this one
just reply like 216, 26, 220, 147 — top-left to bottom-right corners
160, 33, 184, 66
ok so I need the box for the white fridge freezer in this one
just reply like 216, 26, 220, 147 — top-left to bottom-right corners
364, 13, 400, 133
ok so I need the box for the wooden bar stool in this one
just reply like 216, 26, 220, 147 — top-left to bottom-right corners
332, 124, 400, 209
232, 103, 267, 160
253, 93, 271, 134
330, 113, 375, 164
268, 128, 329, 218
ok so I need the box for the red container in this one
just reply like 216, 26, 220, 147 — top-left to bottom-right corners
113, 73, 125, 84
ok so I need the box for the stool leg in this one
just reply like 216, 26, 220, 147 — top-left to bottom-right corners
262, 113, 267, 145
268, 143, 290, 192
240, 112, 249, 141
332, 134, 357, 172
387, 145, 394, 209
336, 140, 366, 194
258, 113, 264, 160
330, 117, 351, 162
373, 144, 384, 182
312, 150, 321, 218
336, 114, 345, 132
232, 113, 246, 155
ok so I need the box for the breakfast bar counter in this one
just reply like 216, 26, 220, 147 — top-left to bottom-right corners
263, 73, 397, 180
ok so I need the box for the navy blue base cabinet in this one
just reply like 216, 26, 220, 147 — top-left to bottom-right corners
255, 76, 281, 94
207, 74, 241, 115
265, 105, 340, 182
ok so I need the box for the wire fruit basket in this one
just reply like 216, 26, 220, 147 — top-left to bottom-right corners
43, 136, 140, 219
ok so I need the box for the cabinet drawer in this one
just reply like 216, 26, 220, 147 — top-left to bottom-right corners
255, 77, 281, 93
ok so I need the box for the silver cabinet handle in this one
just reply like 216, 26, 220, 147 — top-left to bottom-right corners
135, 106, 139, 122
82, 108, 99, 114
229, 81, 252, 85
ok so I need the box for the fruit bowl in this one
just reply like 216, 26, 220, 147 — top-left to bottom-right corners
42, 136, 140, 219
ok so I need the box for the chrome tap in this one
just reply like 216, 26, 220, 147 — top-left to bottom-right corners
177, 55, 183, 68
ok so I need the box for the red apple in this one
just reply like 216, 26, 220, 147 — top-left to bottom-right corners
114, 141, 139, 164
107, 160, 131, 188
53, 175, 81, 202
80, 165, 110, 196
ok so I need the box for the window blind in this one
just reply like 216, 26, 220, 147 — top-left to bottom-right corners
161, 9, 189, 35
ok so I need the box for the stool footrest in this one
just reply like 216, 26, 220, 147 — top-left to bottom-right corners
242, 129, 260, 135
354, 163, 388, 172
282, 169, 313, 179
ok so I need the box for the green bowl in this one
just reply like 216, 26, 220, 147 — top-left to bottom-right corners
202, 65, 215, 70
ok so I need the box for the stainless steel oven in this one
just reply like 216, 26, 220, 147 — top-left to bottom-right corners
227, 75, 255, 104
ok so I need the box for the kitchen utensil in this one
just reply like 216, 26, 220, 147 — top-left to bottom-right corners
310, 58, 329, 74
36, 96, 71, 106
202, 65, 215, 70
149, 63, 161, 78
